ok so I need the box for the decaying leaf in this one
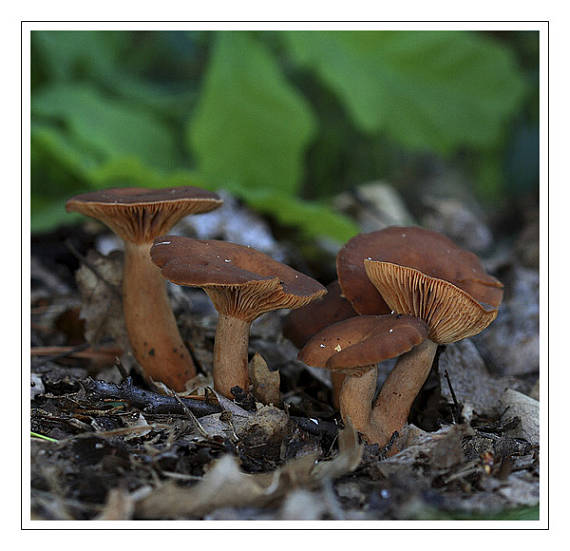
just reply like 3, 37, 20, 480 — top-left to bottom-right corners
31, 373, 45, 400
381, 423, 473, 473
75, 250, 128, 351
121, 412, 152, 441
278, 489, 327, 520
312, 420, 363, 480
500, 389, 540, 446
96, 488, 135, 520
333, 181, 415, 233
497, 472, 539, 507
249, 352, 281, 406
439, 340, 508, 419
135, 423, 362, 518
188, 404, 288, 465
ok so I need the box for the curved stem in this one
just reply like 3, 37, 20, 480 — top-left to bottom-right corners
123, 242, 196, 391
213, 314, 251, 398
338, 366, 377, 434
370, 339, 438, 447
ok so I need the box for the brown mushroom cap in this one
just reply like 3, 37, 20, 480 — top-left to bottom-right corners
66, 187, 222, 243
150, 236, 327, 322
298, 314, 429, 373
338, 226, 503, 344
282, 280, 357, 348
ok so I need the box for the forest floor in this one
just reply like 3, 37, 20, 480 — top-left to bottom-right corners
29, 186, 540, 521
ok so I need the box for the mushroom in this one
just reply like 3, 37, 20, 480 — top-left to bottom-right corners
298, 314, 429, 445
282, 280, 359, 408
150, 236, 327, 398
66, 186, 223, 391
282, 280, 357, 349
337, 226, 504, 446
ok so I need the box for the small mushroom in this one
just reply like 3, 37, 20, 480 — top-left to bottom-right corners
150, 236, 326, 398
282, 280, 357, 348
66, 187, 222, 391
338, 226, 504, 447
282, 280, 358, 407
298, 315, 428, 445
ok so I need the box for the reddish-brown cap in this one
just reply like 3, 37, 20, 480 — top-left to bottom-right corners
150, 236, 327, 322
336, 234, 394, 316
282, 280, 357, 348
298, 314, 428, 373
66, 187, 222, 243
338, 226, 503, 344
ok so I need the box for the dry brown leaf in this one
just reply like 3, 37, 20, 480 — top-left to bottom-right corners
135, 423, 362, 519
500, 389, 539, 445
121, 412, 152, 441
75, 250, 128, 350
379, 423, 473, 476
96, 488, 135, 520
312, 420, 363, 480
248, 352, 281, 406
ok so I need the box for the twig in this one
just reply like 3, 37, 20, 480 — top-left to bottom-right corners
81, 377, 221, 417
113, 357, 129, 381
69, 423, 172, 440
381, 430, 399, 456
290, 416, 338, 440
166, 386, 211, 439
443, 462, 480, 484
31, 344, 122, 362
160, 471, 203, 481
444, 369, 462, 424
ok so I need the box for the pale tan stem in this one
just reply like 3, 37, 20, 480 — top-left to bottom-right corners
123, 242, 196, 391
338, 366, 377, 434
370, 339, 438, 446
331, 372, 346, 409
213, 314, 251, 398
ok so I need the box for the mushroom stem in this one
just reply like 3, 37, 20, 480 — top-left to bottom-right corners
123, 242, 196, 391
338, 366, 377, 434
370, 339, 438, 445
213, 313, 251, 398
331, 371, 346, 409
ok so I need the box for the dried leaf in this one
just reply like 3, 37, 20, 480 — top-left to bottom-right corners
439, 339, 508, 418
212, 390, 253, 418
380, 424, 473, 474
31, 373, 45, 400
312, 420, 363, 480
96, 488, 135, 520
278, 489, 326, 520
500, 389, 539, 445
136, 455, 268, 518
135, 424, 361, 519
75, 250, 128, 350
248, 353, 281, 406
121, 412, 151, 441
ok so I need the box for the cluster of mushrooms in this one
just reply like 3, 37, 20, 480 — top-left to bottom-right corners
67, 186, 504, 452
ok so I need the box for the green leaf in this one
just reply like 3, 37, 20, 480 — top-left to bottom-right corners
32, 83, 179, 168
31, 195, 82, 233
89, 157, 208, 190
284, 31, 527, 153
32, 123, 102, 181
111, 74, 198, 118
31, 31, 122, 81
226, 184, 359, 243
188, 32, 317, 195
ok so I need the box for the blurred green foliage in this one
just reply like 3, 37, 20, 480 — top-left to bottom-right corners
31, 30, 538, 239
